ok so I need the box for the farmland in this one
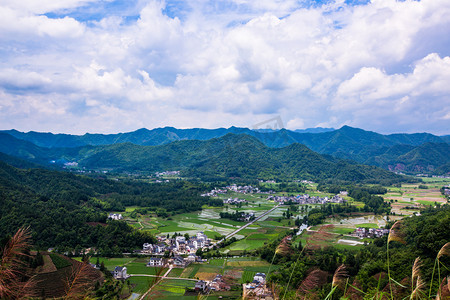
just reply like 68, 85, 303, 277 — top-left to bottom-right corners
85, 256, 273, 299
100, 179, 450, 298
383, 178, 450, 215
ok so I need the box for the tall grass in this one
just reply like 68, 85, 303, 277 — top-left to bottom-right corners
429, 242, 450, 299
324, 264, 348, 300
64, 260, 97, 299
0, 227, 36, 299
267, 236, 291, 278
387, 220, 406, 300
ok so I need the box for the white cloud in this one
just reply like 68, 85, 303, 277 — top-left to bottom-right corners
0, 0, 450, 134
0, 0, 99, 14
0, 69, 52, 91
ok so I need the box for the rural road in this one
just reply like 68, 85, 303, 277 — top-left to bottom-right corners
130, 273, 198, 281
138, 266, 173, 300
210, 204, 282, 249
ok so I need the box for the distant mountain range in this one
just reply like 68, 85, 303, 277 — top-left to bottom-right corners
0, 126, 449, 176
0, 132, 409, 183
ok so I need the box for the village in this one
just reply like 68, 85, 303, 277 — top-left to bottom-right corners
140, 232, 212, 256
267, 193, 347, 205
108, 231, 272, 298
201, 184, 263, 197
353, 227, 390, 239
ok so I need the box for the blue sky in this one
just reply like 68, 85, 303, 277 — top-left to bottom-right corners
0, 0, 449, 134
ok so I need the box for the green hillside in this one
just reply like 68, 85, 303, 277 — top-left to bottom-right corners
0, 161, 220, 252
71, 134, 408, 183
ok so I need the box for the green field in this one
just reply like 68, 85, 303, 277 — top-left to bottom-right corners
128, 276, 157, 294
87, 257, 135, 270
153, 279, 196, 299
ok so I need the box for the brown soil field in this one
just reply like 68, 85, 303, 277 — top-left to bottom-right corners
31, 253, 103, 298
195, 272, 218, 281
38, 254, 57, 273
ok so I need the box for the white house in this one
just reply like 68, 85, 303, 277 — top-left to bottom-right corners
147, 257, 164, 267
143, 243, 153, 251
108, 213, 123, 220
253, 273, 266, 284
113, 266, 127, 279
187, 254, 197, 262
195, 280, 207, 292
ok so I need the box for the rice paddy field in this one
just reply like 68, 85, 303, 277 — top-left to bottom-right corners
118, 197, 280, 240
383, 178, 449, 215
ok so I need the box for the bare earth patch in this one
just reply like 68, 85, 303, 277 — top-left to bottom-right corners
195, 272, 217, 281
38, 254, 57, 273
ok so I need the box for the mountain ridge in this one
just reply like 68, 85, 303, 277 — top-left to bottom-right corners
1, 126, 448, 175
0, 133, 411, 184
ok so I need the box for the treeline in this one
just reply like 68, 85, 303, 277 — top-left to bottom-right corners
219, 211, 254, 222
95, 181, 223, 214
298, 203, 361, 226
317, 183, 387, 195
257, 205, 450, 299
259, 182, 306, 193
318, 184, 390, 214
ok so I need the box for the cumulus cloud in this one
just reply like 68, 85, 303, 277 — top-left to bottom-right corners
0, 0, 449, 134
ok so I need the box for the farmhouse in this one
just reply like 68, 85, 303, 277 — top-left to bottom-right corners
209, 274, 231, 291
113, 266, 127, 279
253, 273, 266, 284
172, 256, 189, 268
147, 257, 165, 267
195, 280, 207, 292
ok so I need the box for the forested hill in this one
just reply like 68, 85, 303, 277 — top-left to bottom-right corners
2, 126, 448, 175
0, 133, 407, 184
0, 161, 220, 253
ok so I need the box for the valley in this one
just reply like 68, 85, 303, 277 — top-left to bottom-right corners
0, 127, 449, 299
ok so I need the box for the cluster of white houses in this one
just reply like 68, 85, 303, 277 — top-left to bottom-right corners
223, 197, 247, 205
354, 227, 390, 239
268, 194, 346, 205
142, 232, 211, 255
146, 254, 202, 268
201, 184, 262, 197
155, 170, 180, 177
108, 213, 123, 220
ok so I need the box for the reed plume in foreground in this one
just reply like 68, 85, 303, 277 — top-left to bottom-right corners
324, 264, 348, 300
64, 260, 98, 300
387, 221, 406, 300
430, 242, 450, 299
296, 269, 321, 297
0, 227, 36, 299
411, 257, 423, 298
409, 257, 425, 300
267, 236, 292, 283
